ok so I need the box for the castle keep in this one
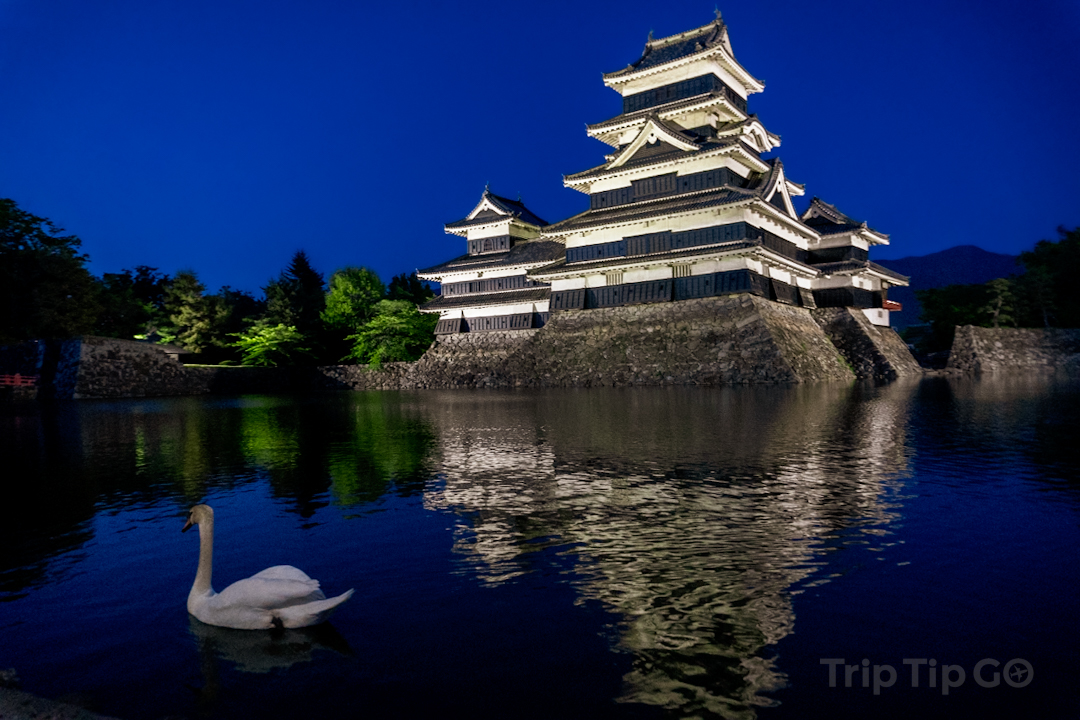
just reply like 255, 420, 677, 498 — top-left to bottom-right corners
419, 13, 907, 333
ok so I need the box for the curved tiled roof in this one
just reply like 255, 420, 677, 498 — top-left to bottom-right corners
565, 137, 753, 183
604, 19, 728, 79
418, 240, 565, 276
528, 240, 759, 277
813, 260, 909, 284
421, 287, 551, 312
587, 91, 742, 134
445, 190, 548, 229
543, 186, 758, 236
801, 197, 888, 240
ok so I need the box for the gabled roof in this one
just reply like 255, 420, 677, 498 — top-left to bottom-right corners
801, 197, 889, 243
602, 14, 764, 95
559, 155, 809, 230
563, 135, 760, 186
608, 115, 702, 168
586, 90, 746, 140
417, 239, 566, 278
715, 115, 780, 153
445, 189, 548, 232
605, 15, 733, 79
759, 159, 798, 218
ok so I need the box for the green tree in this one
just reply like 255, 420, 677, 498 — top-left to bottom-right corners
0, 198, 100, 342
915, 283, 992, 352
981, 278, 1015, 328
265, 250, 326, 338
232, 322, 313, 367
347, 300, 437, 368
1017, 226, 1080, 327
322, 267, 386, 360
95, 266, 170, 339
163, 270, 227, 352
387, 272, 435, 305
214, 286, 265, 339
323, 267, 385, 329
1012, 265, 1057, 328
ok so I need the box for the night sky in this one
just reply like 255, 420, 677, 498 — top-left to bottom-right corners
2, 0, 1078, 295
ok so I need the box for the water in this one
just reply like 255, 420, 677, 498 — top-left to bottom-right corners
1, 377, 1078, 719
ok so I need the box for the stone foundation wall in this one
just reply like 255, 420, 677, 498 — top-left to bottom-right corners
309, 361, 415, 391
45, 337, 291, 399
813, 307, 923, 382
947, 326, 1080, 373
389, 295, 855, 389
6, 295, 931, 400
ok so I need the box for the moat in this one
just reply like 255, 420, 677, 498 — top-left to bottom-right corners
2, 377, 1078, 719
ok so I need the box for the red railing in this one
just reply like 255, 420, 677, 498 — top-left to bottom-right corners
882, 299, 903, 311
0, 373, 39, 387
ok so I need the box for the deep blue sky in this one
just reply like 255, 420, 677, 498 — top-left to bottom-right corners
2, 0, 1078, 294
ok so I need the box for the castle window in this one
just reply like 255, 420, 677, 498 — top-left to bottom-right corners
606, 271, 623, 286
673, 264, 692, 278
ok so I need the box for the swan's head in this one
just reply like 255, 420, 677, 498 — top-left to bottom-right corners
182, 504, 214, 533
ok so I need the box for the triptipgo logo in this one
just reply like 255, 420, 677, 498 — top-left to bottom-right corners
820, 658, 1033, 695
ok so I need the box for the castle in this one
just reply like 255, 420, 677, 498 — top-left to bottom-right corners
418, 13, 907, 336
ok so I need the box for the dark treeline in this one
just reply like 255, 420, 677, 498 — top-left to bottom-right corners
910, 226, 1080, 352
0, 198, 436, 367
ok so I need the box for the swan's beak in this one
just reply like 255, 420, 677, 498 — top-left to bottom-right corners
182, 517, 194, 533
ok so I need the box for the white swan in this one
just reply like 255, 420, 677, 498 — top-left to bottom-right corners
181, 504, 354, 630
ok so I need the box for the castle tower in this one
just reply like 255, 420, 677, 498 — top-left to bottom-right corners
530, 13, 907, 326
418, 189, 564, 334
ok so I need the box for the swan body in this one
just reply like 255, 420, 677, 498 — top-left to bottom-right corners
182, 504, 354, 630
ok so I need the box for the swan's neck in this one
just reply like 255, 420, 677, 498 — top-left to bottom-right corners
192, 517, 214, 596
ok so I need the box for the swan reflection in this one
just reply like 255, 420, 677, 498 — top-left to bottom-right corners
188, 615, 353, 674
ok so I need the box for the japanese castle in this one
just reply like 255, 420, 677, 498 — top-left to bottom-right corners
419, 12, 906, 334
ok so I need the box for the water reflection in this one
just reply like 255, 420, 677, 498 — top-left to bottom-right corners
189, 616, 353, 674
1, 394, 437, 601
423, 383, 916, 718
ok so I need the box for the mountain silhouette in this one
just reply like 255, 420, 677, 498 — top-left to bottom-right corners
876, 245, 1020, 329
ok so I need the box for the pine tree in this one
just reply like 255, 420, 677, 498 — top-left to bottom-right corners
265, 250, 326, 341
163, 270, 227, 352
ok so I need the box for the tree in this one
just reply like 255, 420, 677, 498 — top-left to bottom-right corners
323, 267, 385, 330
0, 198, 100, 342
265, 250, 326, 339
163, 270, 227, 352
1012, 265, 1056, 328
214, 286, 266, 339
387, 272, 435, 305
1017, 226, 1080, 327
322, 267, 386, 361
981, 278, 1015, 328
347, 300, 438, 368
915, 283, 992, 352
95, 266, 170, 339
232, 322, 313, 367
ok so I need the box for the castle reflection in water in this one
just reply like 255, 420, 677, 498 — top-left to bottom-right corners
422, 383, 915, 717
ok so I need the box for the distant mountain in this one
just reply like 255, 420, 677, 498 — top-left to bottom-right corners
875, 245, 1020, 329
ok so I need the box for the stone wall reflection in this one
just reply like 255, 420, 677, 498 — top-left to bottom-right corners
423, 384, 915, 719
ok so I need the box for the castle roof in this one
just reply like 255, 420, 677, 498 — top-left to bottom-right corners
418, 239, 565, 277
586, 91, 740, 136
605, 17, 733, 79
602, 14, 764, 95
801, 197, 889, 242
420, 287, 551, 312
543, 186, 758, 236
445, 190, 548, 232
812, 259, 909, 285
